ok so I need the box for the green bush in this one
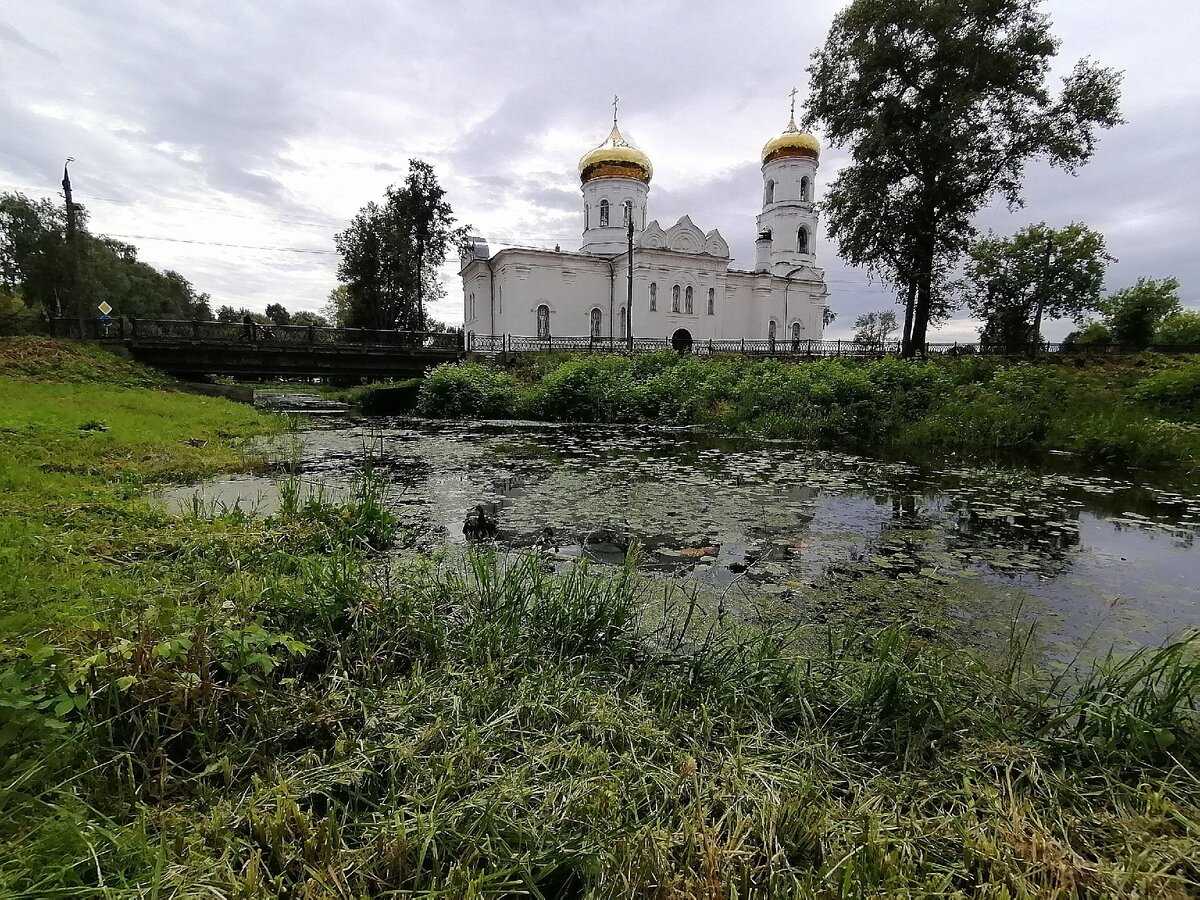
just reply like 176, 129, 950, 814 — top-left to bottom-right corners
416, 362, 520, 418
413, 353, 1200, 469
1156, 311, 1200, 348
1131, 361, 1200, 412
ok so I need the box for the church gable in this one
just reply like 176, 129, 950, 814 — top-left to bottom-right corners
636, 221, 668, 250
666, 216, 705, 254
704, 228, 730, 258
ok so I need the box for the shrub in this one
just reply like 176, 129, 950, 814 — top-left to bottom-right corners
1131, 361, 1200, 412
1156, 311, 1200, 348
1063, 321, 1113, 350
416, 362, 520, 418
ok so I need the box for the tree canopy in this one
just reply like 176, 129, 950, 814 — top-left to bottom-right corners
1103, 278, 1182, 349
805, 0, 1122, 356
1, 191, 212, 326
960, 222, 1112, 353
853, 309, 899, 348
334, 160, 468, 331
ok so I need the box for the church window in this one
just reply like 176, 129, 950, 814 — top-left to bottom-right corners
707, 287, 715, 315
768, 320, 777, 347
791, 321, 801, 345
671, 284, 680, 313
649, 282, 657, 311
498, 285, 502, 314
797, 226, 809, 254
623, 199, 632, 225
590, 307, 602, 339
685, 286, 694, 314
585, 203, 589, 229
599, 200, 609, 227
537, 304, 550, 339
620, 306, 627, 339
468, 292, 474, 320
801, 176, 810, 201
765, 179, 775, 205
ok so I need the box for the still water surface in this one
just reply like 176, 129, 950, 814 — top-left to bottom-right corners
165, 418, 1200, 663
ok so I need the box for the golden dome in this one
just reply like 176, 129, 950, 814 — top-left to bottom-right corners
579, 122, 653, 184
761, 113, 820, 164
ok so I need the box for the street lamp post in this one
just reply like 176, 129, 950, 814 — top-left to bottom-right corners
626, 218, 634, 352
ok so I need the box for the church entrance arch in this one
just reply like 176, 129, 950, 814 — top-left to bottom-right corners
671, 328, 693, 354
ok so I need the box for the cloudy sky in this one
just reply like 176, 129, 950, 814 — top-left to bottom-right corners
2, 1, 1197, 339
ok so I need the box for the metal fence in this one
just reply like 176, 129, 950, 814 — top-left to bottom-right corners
467, 333, 1080, 358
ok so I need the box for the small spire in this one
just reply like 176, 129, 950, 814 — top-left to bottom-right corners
786, 86, 799, 132
604, 94, 630, 147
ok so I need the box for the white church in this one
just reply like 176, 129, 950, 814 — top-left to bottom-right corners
460, 100, 831, 351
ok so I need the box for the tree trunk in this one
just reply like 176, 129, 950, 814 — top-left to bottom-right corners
907, 233, 935, 358
1030, 298, 1045, 357
901, 280, 916, 357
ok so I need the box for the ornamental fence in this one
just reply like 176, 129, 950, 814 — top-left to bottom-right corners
469, 333, 1077, 358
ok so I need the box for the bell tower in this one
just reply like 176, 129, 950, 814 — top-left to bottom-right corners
579, 97, 652, 256
755, 89, 820, 275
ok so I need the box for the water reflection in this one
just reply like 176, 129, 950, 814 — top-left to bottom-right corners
164, 418, 1200, 658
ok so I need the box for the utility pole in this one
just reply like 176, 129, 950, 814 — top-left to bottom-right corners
626, 218, 634, 352
62, 158, 84, 331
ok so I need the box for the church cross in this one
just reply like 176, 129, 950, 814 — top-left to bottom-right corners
788, 86, 798, 124
612, 93, 620, 127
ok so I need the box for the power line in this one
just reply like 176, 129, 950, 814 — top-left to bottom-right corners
1, 182, 338, 229
104, 233, 336, 255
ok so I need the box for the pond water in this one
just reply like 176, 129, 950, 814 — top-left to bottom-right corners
164, 418, 1200, 664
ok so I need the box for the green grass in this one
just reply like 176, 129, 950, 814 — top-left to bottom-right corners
2, 337, 1200, 895
420, 353, 1200, 474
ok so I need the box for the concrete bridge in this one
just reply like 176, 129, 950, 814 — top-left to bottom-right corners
52, 318, 465, 379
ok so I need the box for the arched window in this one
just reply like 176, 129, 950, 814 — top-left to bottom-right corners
498, 285, 502, 314
671, 284, 680, 313
797, 226, 809, 254
791, 321, 801, 347
623, 199, 632, 225
649, 282, 657, 312
599, 199, 609, 227
537, 304, 550, 339
707, 287, 715, 316
800, 177, 810, 201
585, 203, 589, 229
620, 306, 627, 339
768, 320, 777, 348
468, 292, 474, 319
684, 286, 694, 314
590, 307, 602, 339
764, 179, 775, 206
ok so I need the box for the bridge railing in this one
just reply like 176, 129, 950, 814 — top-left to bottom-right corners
51, 318, 464, 352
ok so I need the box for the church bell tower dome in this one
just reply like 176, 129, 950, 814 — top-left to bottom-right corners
579, 120, 652, 185
761, 111, 820, 165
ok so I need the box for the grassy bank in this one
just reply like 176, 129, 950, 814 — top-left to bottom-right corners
416, 353, 1200, 473
3, 339, 1200, 895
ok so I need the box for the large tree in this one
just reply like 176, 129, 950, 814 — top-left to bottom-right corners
1103, 277, 1181, 349
334, 160, 467, 331
805, 0, 1122, 356
852, 309, 898, 349
960, 222, 1112, 353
